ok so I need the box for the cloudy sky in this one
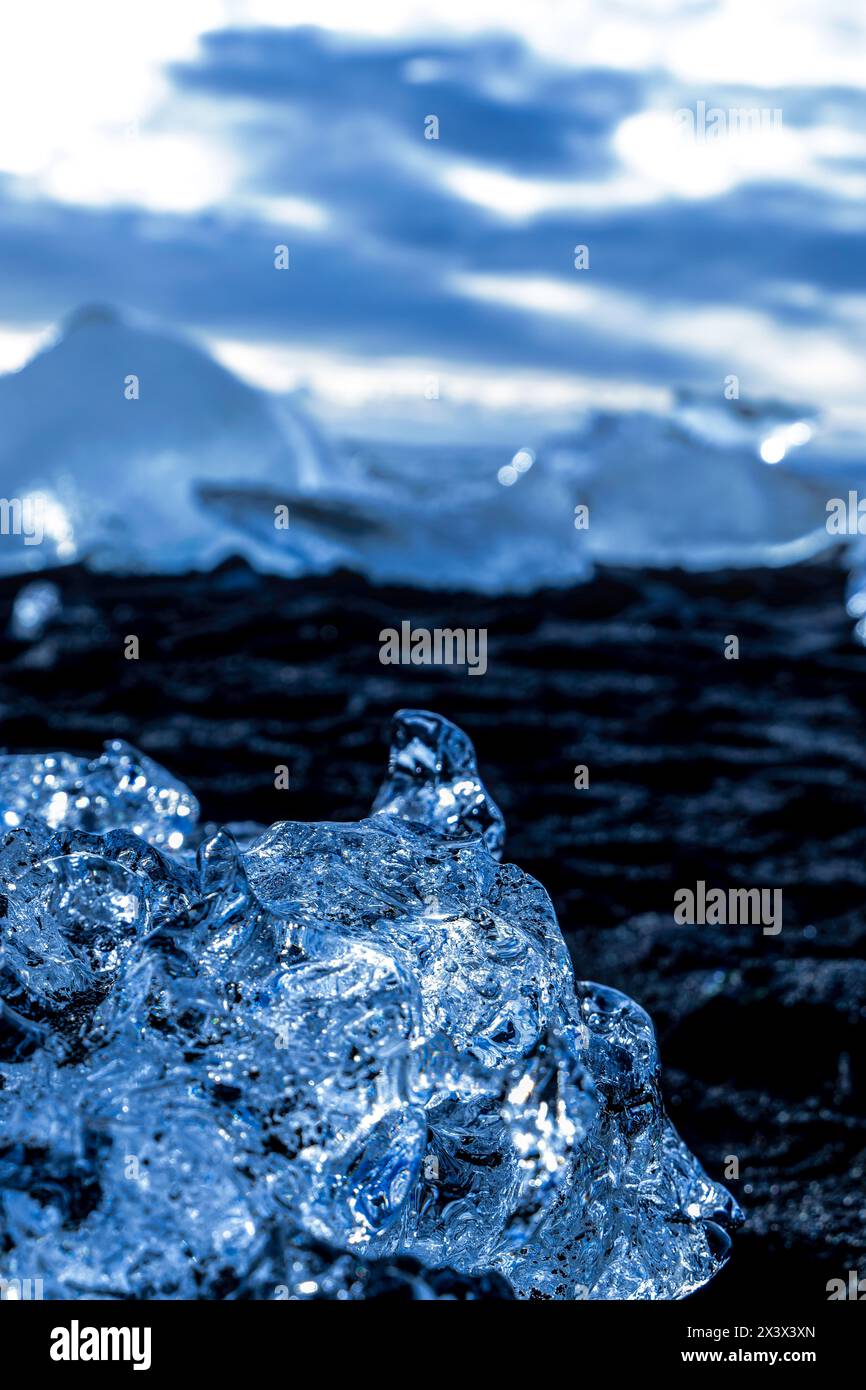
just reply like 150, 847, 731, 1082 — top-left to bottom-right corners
1, 0, 865, 435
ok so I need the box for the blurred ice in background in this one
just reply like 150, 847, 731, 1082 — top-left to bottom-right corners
1, 0, 865, 590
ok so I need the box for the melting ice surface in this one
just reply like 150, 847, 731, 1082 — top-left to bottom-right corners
0, 712, 741, 1299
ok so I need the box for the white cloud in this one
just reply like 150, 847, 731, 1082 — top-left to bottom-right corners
205, 332, 669, 430
240, 0, 866, 87
0, 325, 55, 373
453, 272, 866, 411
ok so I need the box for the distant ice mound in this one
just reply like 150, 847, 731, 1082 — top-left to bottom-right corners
0, 305, 329, 576
194, 397, 840, 591
0, 306, 844, 591
542, 397, 835, 571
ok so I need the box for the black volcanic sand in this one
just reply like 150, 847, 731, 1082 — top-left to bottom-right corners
1, 557, 864, 1306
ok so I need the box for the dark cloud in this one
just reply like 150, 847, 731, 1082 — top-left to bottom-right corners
173, 27, 640, 178
1, 24, 864, 403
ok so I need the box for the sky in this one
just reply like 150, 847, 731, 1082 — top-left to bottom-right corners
1, 0, 865, 437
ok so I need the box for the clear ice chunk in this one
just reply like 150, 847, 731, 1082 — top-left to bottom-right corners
1, 852, 145, 1019
372, 708, 505, 859
0, 712, 740, 1300
243, 813, 590, 1267
502, 982, 741, 1299
0, 740, 198, 850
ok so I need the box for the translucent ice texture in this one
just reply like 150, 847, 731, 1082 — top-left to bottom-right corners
0, 740, 199, 850
0, 715, 740, 1299
372, 708, 505, 858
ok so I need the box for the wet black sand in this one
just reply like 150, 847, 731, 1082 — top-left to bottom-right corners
1, 557, 864, 1305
